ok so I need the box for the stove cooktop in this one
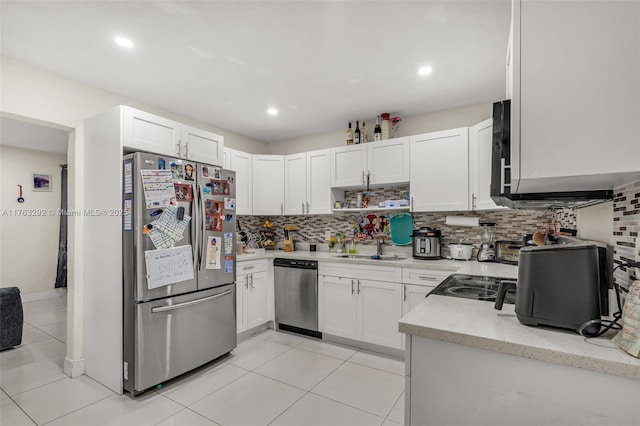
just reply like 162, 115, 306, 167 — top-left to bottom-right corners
429, 274, 516, 304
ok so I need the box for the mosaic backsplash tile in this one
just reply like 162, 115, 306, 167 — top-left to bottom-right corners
613, 180, 640, 289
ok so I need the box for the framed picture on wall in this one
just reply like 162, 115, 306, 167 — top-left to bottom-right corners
33, 173, 51, 192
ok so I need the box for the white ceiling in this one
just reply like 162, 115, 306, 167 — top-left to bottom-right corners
1, 117, 69, 154
0, 1, 511, 143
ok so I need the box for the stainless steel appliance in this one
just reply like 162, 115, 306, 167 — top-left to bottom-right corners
494, 240, 523, 265
429, 274, 516, 304
494, 242, 609, 337
274, 258, 321, 338
477, 222, 495, 262
123, 152, 237, 394
490, 100, 612, 209
412, 227, 442, 259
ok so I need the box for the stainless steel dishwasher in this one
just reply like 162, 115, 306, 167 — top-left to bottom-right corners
274, 258, 321, 338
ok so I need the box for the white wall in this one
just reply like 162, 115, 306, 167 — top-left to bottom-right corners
0, 145, 67, 296
265, 102, 493, 155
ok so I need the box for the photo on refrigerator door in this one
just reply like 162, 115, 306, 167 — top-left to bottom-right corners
170, 162, 184, 180
205, 214, 222, 232
206, 236, 221, 269
174, 183, 193, 202
209, 179, 230, 195
205, 199, 223, 216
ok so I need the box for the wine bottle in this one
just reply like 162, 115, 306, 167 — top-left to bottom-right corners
346, 122, 354, 145
374, 116, 382, 141
354, 121, 361, 144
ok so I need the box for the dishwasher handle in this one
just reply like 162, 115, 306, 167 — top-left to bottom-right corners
273, 258, 318, 269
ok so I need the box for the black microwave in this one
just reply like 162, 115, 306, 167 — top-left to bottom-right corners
489, 100, 612, 209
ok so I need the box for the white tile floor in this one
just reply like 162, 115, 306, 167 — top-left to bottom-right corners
1, 296, 406, 426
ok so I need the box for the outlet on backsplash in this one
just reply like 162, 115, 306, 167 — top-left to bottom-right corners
325, 231, 332, 241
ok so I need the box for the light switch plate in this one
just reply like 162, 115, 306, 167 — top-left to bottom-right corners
325, 231, 332, 241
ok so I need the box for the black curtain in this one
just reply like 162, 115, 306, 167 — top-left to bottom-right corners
54, 164, 68, 288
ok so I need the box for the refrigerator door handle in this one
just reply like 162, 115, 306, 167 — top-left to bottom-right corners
191, 184, 198, 271
198, 184, 206, 270
151, 289, 232, 313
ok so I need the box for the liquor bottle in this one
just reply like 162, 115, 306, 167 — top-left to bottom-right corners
354, 121, 361, 144
346, 122, 354, 145
374, 116, 382, 141
361, 122, 368, 143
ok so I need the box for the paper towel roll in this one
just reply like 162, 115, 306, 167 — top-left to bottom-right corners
445, 216, 480, 227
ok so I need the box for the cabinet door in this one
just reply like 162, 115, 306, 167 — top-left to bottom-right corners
410, 128, 469, 212
469, 119, 502, 210
182, 125, 224, 165
306, 149, 332, 214
330, 145, 367, 188
367, 137, 410, 185
236, 274, 248, 333
402, 284, 433, 317
252, 155, 284, 215
122, 106, 180, 156
247, 271, 268, 329
284, 153, 307, 215
229, 149, 253, 215
358, 279, 403, 349
318, 275, 357, 340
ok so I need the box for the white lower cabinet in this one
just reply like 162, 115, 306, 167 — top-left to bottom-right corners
236, 260, 268, 333
319, 263, 403, 349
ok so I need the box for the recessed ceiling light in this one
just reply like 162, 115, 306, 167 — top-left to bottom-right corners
267, 108, 279, 116
114, 37, 134, 49
418, 66, 433, 76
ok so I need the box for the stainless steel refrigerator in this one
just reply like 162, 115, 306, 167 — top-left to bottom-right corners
122, 152, 237, 394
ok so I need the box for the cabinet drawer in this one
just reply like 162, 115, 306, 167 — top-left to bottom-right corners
402, 268, 450, 286
237, 259, 267, 274
319, 262, 401, 283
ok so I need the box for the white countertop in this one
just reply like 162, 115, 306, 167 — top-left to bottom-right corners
399, 294, 640, 380
237, 250, 518, 275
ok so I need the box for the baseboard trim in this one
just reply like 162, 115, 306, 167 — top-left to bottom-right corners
322, 333, 405, 360
64, 357, 85, 378
21, 288, 67, 303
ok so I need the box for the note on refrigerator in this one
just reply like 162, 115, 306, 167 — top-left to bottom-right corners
147, 206, 191, 249
140, 169, 176, 208
205, 236, 221, 270
144, 245, 194, 289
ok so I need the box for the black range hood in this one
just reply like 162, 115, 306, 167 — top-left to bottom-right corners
490, 100, 613, 210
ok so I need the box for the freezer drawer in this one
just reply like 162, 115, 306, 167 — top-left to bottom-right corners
129, 284, 236, 393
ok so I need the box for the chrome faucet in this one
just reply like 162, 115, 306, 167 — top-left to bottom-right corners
376, 238, 384, 256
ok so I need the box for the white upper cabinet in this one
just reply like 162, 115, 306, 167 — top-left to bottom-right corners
511, 0, 640, 192
285, 150, 332, 215
410, 128, 470, 212
122, 106, 224, 165
228, 149, 253, 215
331, 139, 409, 188
469, 119, 502, 210
252, 155, 284, 215
284, 153, 308, 215
367, 137, 410, 185
123, 107, 181, 156
306, 149, 332, 214
330, 145, 367, 188
181, 125, 224, 166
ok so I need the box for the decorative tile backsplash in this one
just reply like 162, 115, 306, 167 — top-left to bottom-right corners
613, 180, 640, 289
239, 194, 576, 256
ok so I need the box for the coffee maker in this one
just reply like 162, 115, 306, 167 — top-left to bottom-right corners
477, 222, 495, 262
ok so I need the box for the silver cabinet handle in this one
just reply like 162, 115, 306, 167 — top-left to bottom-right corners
176, 140, 182, 158
351, 279, 354, 295
184, 141, 189, 159
500, 158, 511, 194
418, 276, 438, 281
362, 171, 365, 185
152, 290, 232, 313
281, 203, 283, 215
357, 279, 361, 295
367, 171, 371, 186
404, 284, 407, 301
245, 275, 249, 288
250, 274, 255, 289
472, 194, 477, 211
242, 265, 255, 271
302, 202, 305, 214
306, 202, 310, 214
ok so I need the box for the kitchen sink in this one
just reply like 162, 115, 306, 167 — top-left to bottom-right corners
333, 254, 407, 261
